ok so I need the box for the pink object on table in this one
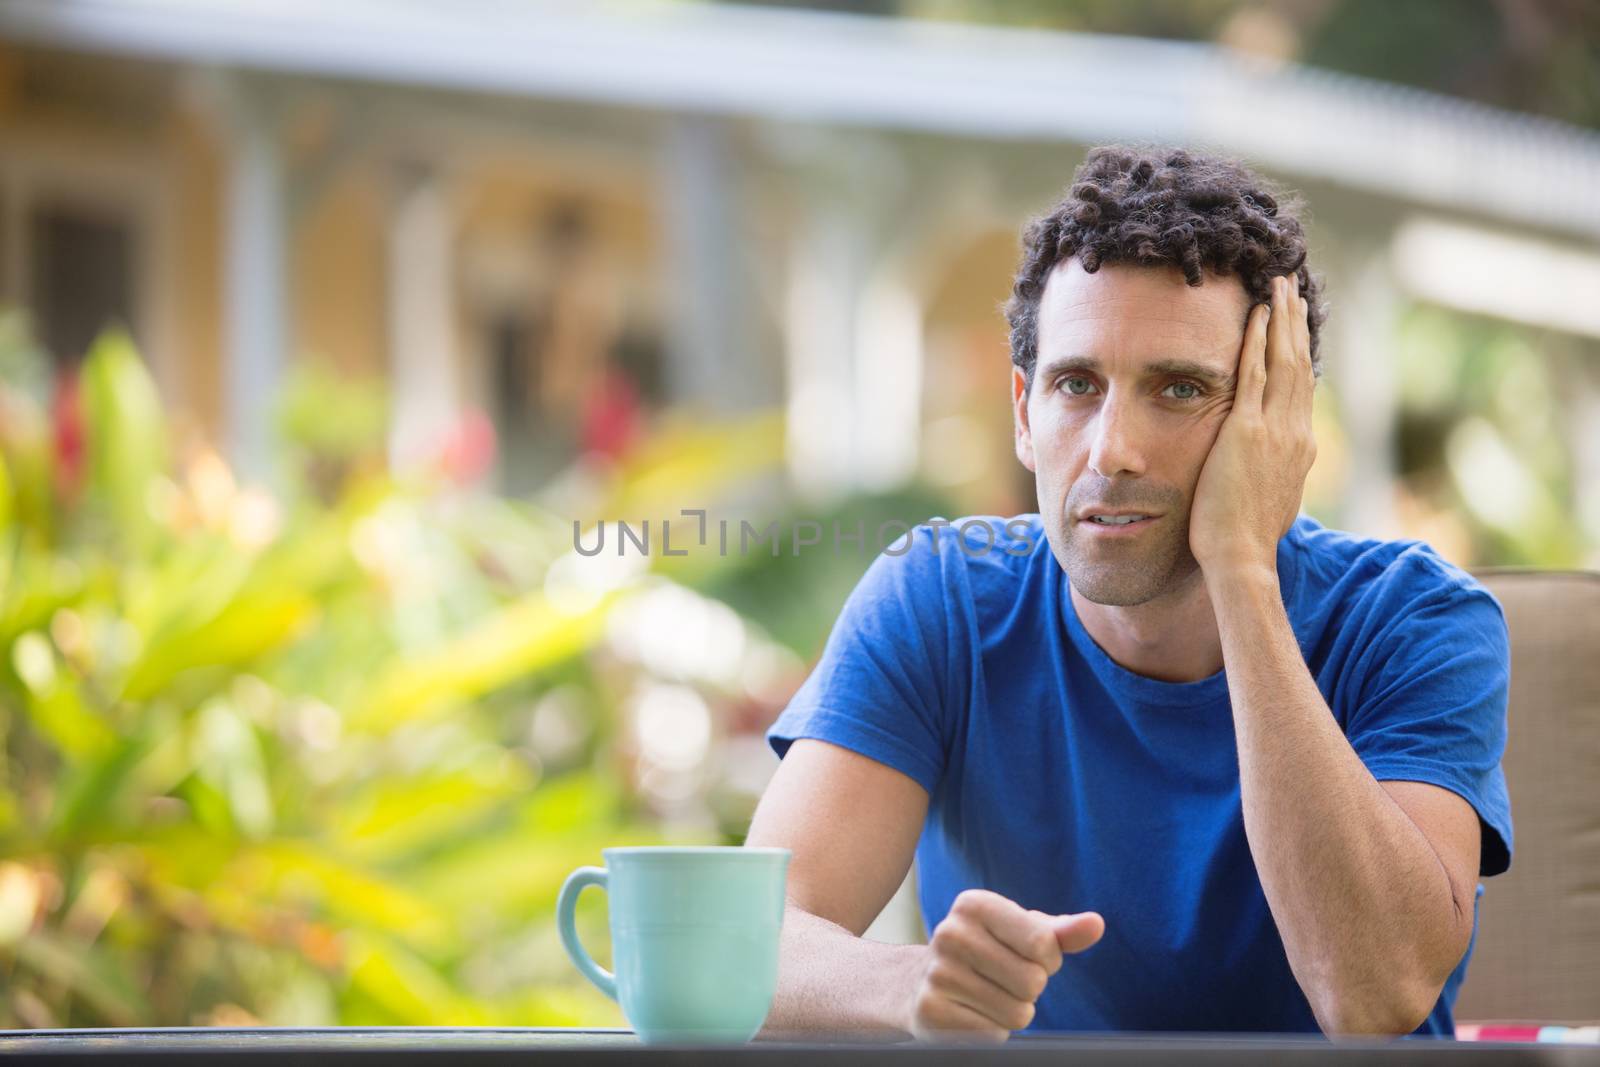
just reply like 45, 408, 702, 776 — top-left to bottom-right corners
1456, 1022, 1600, 1043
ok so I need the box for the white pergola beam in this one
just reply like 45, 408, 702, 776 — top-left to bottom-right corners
222, 76, 286, 484
2, 0, 1599, 241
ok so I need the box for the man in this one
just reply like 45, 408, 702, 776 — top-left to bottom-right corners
746, 146, 1511, 1041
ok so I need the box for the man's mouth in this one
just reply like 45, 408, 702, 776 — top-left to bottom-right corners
1079, 512, 1159, 533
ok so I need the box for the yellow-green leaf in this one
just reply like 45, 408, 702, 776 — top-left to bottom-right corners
80, 328, 169, 552
349, 592, 612, 733
121, 592, 317, 703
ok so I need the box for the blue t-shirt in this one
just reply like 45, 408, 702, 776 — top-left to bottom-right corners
766, 513, 1512, 1036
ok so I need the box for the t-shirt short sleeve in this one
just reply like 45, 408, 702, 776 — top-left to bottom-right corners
1346, 574, 1513, 877
765, 527, 965, 795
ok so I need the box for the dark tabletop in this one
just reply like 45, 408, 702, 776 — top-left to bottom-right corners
1, 1028, 1597, 1064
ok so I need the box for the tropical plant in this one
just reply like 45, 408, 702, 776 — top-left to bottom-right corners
0, 317, 808, 1028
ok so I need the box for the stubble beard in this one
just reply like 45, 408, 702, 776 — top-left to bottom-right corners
1053, 506, 1202, 608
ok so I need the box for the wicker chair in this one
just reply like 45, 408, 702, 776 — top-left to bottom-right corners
1453, 569, 1600, 1024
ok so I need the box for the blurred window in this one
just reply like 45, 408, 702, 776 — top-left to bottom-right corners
491, 307, 568, 495
28, 202, 136, 368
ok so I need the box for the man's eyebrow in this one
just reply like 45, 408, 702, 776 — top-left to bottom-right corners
1145, 359, 1234, 388
1037, 355, 1234, 388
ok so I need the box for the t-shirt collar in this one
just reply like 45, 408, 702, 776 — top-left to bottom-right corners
1053, 526, 1304, 710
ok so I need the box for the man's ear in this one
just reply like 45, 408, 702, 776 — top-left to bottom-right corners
1012, 365, 1037, 473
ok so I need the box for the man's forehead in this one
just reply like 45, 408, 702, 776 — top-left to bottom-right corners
1037, 259, 1249, 362
1043, 258, 1248, 313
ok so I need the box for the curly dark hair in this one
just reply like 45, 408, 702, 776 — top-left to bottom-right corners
1005, 145, 1326, 388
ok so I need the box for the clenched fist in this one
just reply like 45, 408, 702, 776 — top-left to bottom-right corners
904, 888, 1105, 1042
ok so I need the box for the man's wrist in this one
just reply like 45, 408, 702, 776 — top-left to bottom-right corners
893, 943, 933, 1035
1202, 559, 1280, 603
1207, 562, 1295, 668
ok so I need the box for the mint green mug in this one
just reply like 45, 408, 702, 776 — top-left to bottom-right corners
557, 846, 791, 1044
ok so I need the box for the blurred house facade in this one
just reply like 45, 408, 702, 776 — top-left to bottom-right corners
2, 0, 1599, 559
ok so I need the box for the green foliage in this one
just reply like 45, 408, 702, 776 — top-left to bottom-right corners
1393, 303, 1591, 567
79, 330, 169, 556
276, 363, 389, 504
0, 329, 818, 1028
805, 0, 1600, 131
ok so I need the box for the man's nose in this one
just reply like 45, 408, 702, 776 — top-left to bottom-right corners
1086, 392, 1148, 479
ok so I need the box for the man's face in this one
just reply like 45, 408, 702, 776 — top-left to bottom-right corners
1013, 259, 1249, 607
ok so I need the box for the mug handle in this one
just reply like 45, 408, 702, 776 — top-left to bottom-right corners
557, 866, 618, 1001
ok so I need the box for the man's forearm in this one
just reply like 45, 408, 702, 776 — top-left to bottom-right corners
758, 904, 926, 1039
1213, 567, 1469, 1036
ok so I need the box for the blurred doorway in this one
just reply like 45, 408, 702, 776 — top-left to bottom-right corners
28, 202, 137, 369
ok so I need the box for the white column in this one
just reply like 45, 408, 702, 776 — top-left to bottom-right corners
661, 116, 761, 413
1336, 248, 1401, 537
386, 164, 460, 470
781, 136, 923, 500
784, 195, 863, 501
223, 79, 287, 483
854, 270, 923, 491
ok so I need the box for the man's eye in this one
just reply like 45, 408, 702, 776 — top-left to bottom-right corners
1061, 376, 1094, 396
1164, 381, 1202, 401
